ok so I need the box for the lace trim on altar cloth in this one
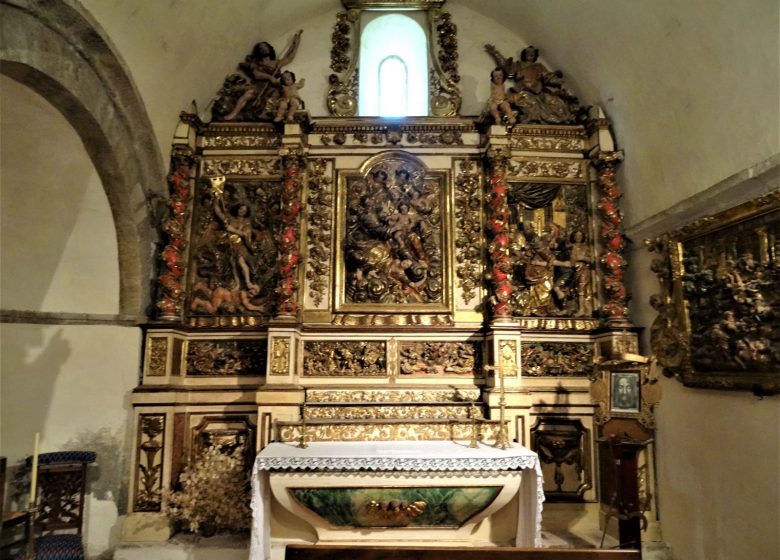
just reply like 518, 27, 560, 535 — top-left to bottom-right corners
256, 455, 539, 472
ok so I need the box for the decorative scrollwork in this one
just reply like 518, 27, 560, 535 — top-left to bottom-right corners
202, 158, 281, 177
135, 415, 165, 512
454, 159, 483, 305
507, 159, 585, 180
327, 10, 360, 117
146, 337, 168, 376
428, 10, 461, 116
305, 387, 481, 403
306, 159, 334, 307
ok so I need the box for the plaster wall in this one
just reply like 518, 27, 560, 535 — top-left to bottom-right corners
628, 238, 780, 560
0, 76, 141, 556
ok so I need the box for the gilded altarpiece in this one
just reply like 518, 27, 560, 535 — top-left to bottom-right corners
126, 14, 639, 540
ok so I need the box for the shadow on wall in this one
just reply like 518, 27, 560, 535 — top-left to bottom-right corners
1, 324, 71, 508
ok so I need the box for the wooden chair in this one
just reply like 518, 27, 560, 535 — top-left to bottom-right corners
285, 545, 642, 560
28, 451, 96, 560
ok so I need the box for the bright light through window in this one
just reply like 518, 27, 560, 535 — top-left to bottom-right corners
378, 56, 408, 117
359, 14, 428, 116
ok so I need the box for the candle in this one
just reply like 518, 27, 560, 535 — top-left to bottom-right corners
29, 432, 40, 510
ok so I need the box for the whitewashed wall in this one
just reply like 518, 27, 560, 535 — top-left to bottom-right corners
0, 75, 141, 557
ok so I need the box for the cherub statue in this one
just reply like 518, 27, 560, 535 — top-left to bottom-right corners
487, 67, 516, 125
274, 71, 305, 122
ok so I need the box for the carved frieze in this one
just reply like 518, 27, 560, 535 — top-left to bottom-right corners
507, 159, 585, 181
188, 177, 281, 319
306, 159, 334, 308
521, 342, 595, 377
454, 159, 483, 305
202, 135, 281, 149
341, 155, 446, 308
146, 337, 168, 376
305, 387, 481, 403
134, 415, 165, 512
303, 341, 387, 377
509, 134, 586, 152
304, 405, 480, 421
399, 341, 482, 375
201, 158, 281, 178
185, 340, 266, 376
278, 421, 503, 443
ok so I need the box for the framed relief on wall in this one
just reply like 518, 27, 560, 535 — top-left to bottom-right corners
647, 190, 780, 393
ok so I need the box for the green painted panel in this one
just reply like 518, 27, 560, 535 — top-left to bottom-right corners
290, 486, 501, 528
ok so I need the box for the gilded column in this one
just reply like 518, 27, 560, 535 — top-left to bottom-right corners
485, 146, 514, 320
155, 146, 195, 321
276, 145, 305, 318
595, 151, 629, 323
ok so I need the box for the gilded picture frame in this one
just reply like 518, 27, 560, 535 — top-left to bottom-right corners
647, 190, 780, 393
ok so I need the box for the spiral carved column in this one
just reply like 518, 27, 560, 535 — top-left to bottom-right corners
595, 151, 630, 323
155, 147, 194, 321
276, 146, 305, 318
485, 148, 514, 320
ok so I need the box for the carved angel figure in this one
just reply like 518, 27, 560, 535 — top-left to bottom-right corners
213, 30, 303, 122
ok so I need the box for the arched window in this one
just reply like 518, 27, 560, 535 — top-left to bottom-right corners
378, 55, 408, 116
359, 14, 428, 117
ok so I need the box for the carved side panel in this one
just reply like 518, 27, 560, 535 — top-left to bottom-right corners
185, 340, 267, 376
187, 177, 282, 325
305, 159, 334, 308
303, 341, 387, 377
146, 337, 168, 376
134, 414, 165, 512
398, 341, 482, 376
531, 418, 591, 501
521, 342, 596, 377
454, 159, 483, 306
506, 182, 594, 318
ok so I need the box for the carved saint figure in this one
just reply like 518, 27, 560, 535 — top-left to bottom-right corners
215, 30, 303, 122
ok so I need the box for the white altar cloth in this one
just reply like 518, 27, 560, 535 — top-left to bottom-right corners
250, 441, 544, 560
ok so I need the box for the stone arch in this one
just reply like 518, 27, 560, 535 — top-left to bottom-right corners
1, 0, 167, 318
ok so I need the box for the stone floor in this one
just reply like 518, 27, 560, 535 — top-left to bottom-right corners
114, 503, 672, 559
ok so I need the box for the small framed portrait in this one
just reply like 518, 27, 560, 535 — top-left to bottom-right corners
610, 370, 641, 414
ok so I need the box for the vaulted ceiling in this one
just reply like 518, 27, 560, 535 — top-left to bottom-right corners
9, 0, 780, 228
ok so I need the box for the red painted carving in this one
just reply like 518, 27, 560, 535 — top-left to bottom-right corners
486, 151, 513, 319
156, 151, 193, 319
596, 153, 629, 321
276, 151, 304, 316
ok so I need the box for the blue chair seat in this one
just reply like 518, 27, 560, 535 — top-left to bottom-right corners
35, 533, 85, 560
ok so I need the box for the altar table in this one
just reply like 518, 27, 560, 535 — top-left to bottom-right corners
250, 441, 544, 560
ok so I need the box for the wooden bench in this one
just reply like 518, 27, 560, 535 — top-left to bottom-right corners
285, 544, 641, 560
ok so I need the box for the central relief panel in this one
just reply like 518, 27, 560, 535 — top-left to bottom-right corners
335, 152, 451, 315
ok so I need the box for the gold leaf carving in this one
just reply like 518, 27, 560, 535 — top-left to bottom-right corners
202, 159, 281, 177
303, 341, 387, 377
305, 388, 481, 403
306, 159, 334, 307
146, 337, 168, 376
507, 159, 584, 180
270, 338, 290, 375
454, 159, 483, 305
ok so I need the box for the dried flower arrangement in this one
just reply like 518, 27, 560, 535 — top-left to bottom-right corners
167, 444, 251, 536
